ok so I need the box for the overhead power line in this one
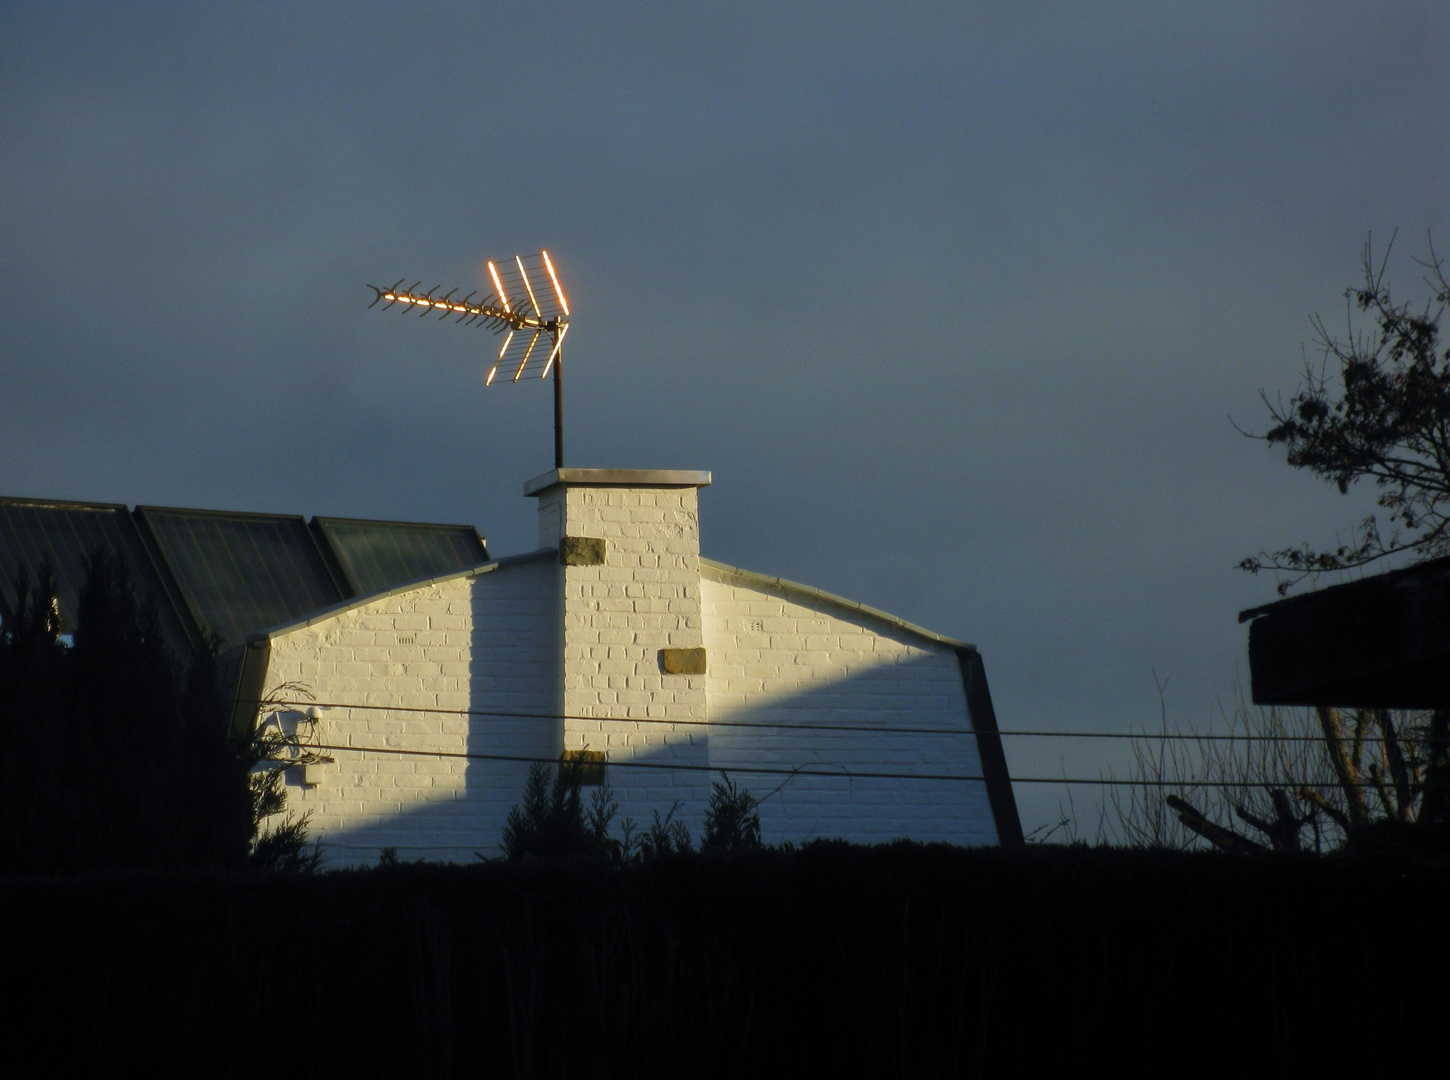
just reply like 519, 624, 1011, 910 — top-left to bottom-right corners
254, 699, 1433, 744
296, 742, 1412, 788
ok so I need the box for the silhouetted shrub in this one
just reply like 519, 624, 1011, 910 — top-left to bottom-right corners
701, 773, 761, 853
500, 757, 705, 862
636, 802, 693, 860
0, 550, 298, 872
500, 756, 618, 860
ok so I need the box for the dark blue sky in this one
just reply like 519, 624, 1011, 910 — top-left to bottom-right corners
4, 2, 1447, 834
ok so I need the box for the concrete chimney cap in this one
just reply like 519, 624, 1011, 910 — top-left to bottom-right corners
524, 468, 712, 496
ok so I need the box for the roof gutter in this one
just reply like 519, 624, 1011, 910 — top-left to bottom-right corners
230, 637, 272, 737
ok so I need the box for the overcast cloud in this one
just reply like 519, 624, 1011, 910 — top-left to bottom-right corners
3, 1, 1447, 835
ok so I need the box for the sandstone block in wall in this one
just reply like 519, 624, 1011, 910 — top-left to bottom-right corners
559, 536, 608, 565
561, 748, 607, 785
660, 647, 707, 675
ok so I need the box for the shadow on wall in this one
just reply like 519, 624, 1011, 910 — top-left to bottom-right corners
709, 651, 992, 847
312, 646, 996, 866
278, 562, 558, 866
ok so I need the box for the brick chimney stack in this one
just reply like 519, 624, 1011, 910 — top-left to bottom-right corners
525, 468, 713, 821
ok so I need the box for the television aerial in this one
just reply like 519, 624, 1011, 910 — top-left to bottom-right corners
368, 251, 571, 467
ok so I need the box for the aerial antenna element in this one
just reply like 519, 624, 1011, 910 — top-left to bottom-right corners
368, 251, 572, 467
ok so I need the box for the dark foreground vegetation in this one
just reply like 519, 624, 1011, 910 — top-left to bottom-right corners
2, 844, 1444, 1078
0, 553, 314, 873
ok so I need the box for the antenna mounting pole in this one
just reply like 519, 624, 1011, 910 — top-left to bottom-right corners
553, 348, 563, 469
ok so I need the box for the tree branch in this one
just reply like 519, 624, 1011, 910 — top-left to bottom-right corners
1166, 795, 1265, 854
1296, 788, 1352, 834
1375, 709, 1414, 822
1317, 706, 1370, 831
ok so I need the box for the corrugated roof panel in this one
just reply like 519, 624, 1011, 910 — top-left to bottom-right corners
313, 517, 487, 596
0, 497, 195, 654
135, 507, 346, 650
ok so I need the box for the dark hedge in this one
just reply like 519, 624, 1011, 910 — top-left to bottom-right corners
0, 552, 254, 873
1, 844, 1443, 1077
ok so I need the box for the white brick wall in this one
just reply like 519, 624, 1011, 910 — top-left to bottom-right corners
260, 556, 559, 866
700, 563, 998, 846
253, 473, 1009, 863
536, 481, 710, 835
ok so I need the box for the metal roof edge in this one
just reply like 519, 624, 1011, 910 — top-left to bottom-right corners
1236, 551, 1450, 623
524, 468, 712, 496
1238, 602, 1274, 624
698, 557, 977, 652
250, 547, 557, 642
312, 514, 486, 532
135, 504, 311, 524
0, 495, 131, 512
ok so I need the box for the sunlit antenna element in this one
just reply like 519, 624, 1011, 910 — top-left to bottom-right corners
542, 250, 569, 316
487, 261, 510, 313
514, 329, 542, 382
367, 250, 574, 467
540, 322, 568, 380
515, 255, 541, 317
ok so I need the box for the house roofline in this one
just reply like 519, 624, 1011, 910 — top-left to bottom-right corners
246, 549, 975, 653
697, 559, 1014, 842
1237, 551, 1450, 623
245, 548, 557, 643
699, 557, 977, 653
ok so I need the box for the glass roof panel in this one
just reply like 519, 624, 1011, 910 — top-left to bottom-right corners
314, 518, 487, 596
136, 508, 345, 651
0, 498, 194, 653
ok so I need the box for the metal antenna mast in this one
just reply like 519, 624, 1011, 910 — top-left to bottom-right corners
367, 251, 571, 468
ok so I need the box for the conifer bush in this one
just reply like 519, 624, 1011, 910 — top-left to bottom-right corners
500, 760, 766, 861
500, 756, 619, 860
0, 550, 311, 872
701, 774, 762, 853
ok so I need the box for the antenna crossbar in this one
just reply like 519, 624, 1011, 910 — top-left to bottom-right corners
366, 249, 573, 467
367, 282, 560, 336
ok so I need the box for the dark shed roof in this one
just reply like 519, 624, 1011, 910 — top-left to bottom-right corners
1240, 555, 1450, 708
135, 507, 349, 653
313, 517, 488, 596
0, 498, 194, 654
0, 496, 488, 672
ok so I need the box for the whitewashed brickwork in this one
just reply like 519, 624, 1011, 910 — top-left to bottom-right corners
250, 469, 1012, 865
533, 477, 711, 833
258, 556, 559, 866
700, 561, 997, 846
